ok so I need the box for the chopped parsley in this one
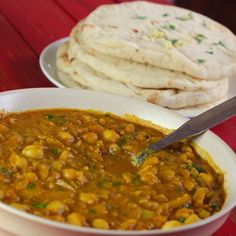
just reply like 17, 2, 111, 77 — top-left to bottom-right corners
45, 114, 66, 124
176, 12, 193, 21
163, 24, 176, 30
26, 182, 36, 190
213, 41, 226, 48
162, 13, 170, 17
206, 50, 214, 54
197, 59, 205, 64
194, 34, 207, 44
134, 15, 147, 20
47, 147, 61, 155
0, 167, 10, 176
112, 181, 121, 187
178, 217, 186, 223
32, 202, 47, 209
88, 208, 96, 214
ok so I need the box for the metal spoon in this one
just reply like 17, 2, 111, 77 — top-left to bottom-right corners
132, 96, 236, 166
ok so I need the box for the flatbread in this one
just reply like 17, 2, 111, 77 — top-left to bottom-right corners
69, 35, 227, 91
76, 1, 236, 80
57, 42, 137, 97
171, 96, 228, 117
56, 42, 228, 109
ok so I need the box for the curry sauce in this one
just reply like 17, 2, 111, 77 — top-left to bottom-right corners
0, 109, 225, 230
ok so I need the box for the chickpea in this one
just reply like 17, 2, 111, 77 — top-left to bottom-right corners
109, 143, 120, 155
22, 144, 44, 159
37, 164, 49, 180
198, 209, 210, 219
24, 172, 38, 181
0, 189, 4, 200
103, 129, 119, 142
162, 220, 182, 229
57, 131, 74, 143
46, 200, 68, 214
184, 214, 200, 224
119, 219, 136, 230
174, 208, 193, 219
82, 132, 98, 144
92, 218, 109, 229
125, 124, 135, 133
9, 152, 27, 169
67, 212, 86, 226
79, 193, 98, 205
192, 187, 208, 206
10, 203, 29, 211
52, 160, 63, 171
62, 168, 77, 180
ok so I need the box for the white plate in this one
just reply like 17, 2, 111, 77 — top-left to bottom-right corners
39, 38, 236, 115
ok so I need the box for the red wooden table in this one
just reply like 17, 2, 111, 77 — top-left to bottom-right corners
0, 0, 236, 235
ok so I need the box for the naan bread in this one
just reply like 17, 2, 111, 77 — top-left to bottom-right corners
76, 1, 236, 80
171, 96, 227, 117
56, 42, 228, 109
69, 35, 227, 91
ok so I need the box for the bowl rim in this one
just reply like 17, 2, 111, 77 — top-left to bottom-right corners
0, 87, 236, 235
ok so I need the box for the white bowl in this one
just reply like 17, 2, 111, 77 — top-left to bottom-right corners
0, 88, 235, 236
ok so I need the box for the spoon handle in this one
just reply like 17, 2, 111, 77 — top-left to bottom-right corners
133, 96, 236, 166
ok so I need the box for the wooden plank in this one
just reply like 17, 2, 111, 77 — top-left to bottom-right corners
0, 14, 53, 91
0, 0, 76, 55
55, 0, 91, 21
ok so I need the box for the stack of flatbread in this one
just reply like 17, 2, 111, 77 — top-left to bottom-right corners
56, 1, 236, 116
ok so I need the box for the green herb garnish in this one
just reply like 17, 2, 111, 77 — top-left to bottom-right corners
210, 202, 220, 211
206, 50, 214, 54
178, 217, 186, 223
194, 34, 207, 44
112, 181, 121, 187
117, 134, 132, 147
0, 167, 10, 176
176, 12, 193, 21
197, 59, 205, 64
162, 13, 170, 17
45, 114, 66, 124
163, 24, 176, 30
32, 202, 47, 209
134, 15, 147, 20
132, 175, 142, 186
213, 41, 226, 48
194, 165, 205, 173
88, 208, 96, 214
27, 182, 36, 190
47, 147, 61, 155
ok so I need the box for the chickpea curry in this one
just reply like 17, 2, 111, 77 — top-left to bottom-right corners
0, 109, 225, 230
